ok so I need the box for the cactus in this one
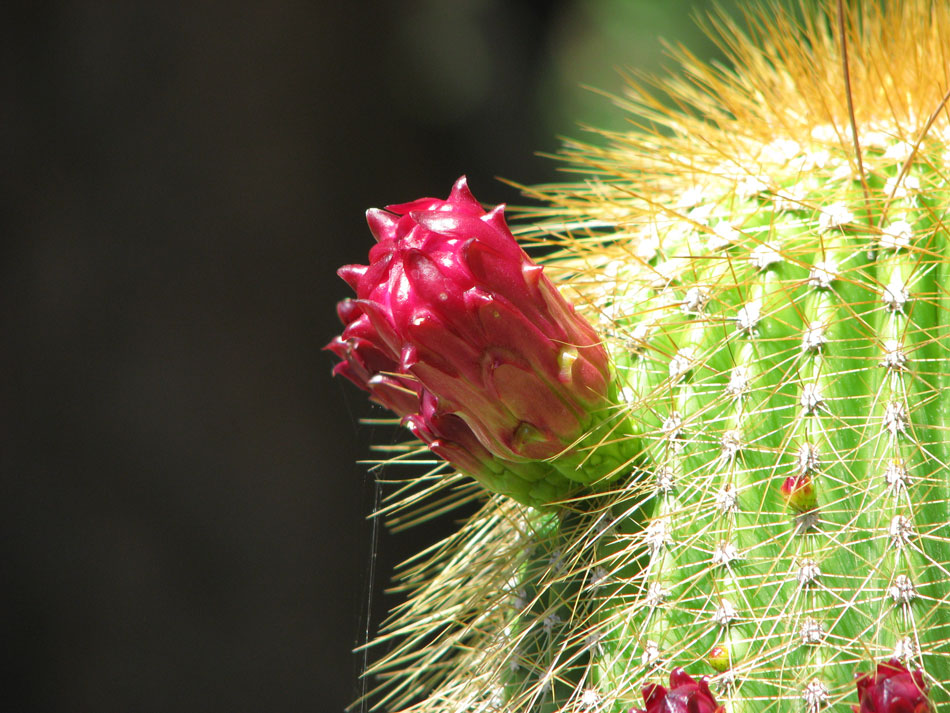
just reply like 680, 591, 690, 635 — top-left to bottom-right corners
335, 1, 950, 711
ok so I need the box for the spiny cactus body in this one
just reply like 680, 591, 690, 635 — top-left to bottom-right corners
342, 2, 950, 712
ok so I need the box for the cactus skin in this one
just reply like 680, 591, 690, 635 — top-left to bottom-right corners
353, 2, 950, 712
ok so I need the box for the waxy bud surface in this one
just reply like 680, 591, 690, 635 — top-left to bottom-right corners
326, 297, 421, 418
328, 178, 626, 504
853, 659, 930, 713
632, 668, 724, 713
340, 176, 610, 462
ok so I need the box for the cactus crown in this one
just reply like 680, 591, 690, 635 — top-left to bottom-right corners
350, 1, 950, 711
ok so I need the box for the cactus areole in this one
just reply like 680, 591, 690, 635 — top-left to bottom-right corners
330, 1, 950, 711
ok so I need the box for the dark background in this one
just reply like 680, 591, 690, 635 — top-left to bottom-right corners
0, 2, 744, 711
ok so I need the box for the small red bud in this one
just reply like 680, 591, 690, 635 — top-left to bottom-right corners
781, 474, 817, 512
852, 659, 930, 713
707, 645, 731, 673
631, 668, 724, 713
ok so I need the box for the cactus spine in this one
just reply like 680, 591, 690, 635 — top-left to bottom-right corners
355, 1, 950, 711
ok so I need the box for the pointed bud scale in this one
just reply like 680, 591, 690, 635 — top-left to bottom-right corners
852, 659, 930, 713
328, 178, 618, 498
403, 390, 568, 503
337, 264, 368, 292
632, 668, 725, 713
323, 299, 420, 417
365, 208, 398, 243
403, 391, 497, 479
781, 474, 818, 512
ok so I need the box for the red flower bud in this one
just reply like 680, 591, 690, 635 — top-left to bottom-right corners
632, 668, 724, 713
852, 659, 930, 713
326, 178, 624, 505
781, 474, 817, 512
332, 177, 611, 463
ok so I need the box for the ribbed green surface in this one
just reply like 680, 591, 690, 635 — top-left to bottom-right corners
582, 142, 950, 709
362, 152, 950, 711
355, 4, 950, 711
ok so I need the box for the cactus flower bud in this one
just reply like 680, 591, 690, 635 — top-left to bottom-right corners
328, 178, 632, 504
632, 668, 724, 713
706, 645, 730, 673
333, 178, 621, 461
780, 474, 817, 512
852, 659, 930, 713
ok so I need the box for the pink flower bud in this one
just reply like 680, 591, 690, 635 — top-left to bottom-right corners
852, 659, 930, 713
334, 177, 611, 463
632, 668, 724, 713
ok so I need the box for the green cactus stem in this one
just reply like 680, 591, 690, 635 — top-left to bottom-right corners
348, 1, 950, 711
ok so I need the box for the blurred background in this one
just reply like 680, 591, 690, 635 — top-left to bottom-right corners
1, 1, 767, 711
